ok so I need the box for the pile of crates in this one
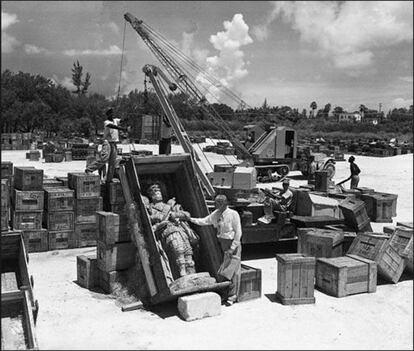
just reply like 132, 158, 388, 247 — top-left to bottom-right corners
70, 144, 95, 160
10, 167, 48, 252
68, 173, 102, 248
1, 133, 32, 150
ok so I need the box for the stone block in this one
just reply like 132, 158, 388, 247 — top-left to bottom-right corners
177, 292, 221, 321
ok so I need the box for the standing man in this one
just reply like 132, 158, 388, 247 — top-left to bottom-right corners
189, 194, 242, 306
308, 155, 317, 183
86, 107, 128, 183
337, 156, 361, 189
159, 115, 173, 155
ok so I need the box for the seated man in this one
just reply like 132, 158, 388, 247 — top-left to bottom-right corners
146, 183, 199, 278
259, 178, 293, 223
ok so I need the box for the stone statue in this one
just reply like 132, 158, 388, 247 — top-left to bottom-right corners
146, 183, 200, 278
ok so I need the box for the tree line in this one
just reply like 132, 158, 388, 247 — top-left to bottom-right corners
1, 68, 412, 142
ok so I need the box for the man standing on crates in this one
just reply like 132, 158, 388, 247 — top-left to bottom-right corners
85, 107, 128, 183
159, 115, 173, 155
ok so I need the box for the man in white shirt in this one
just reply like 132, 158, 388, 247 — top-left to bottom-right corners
86, 107, 128, 183
189, 194, 242, 305
159, 115, 173, 155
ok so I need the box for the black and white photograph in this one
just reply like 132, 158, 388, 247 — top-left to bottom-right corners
1, 1, 413, 349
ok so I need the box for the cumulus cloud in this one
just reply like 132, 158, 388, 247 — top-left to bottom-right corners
51, 75, 76, 91
63, 45, 122, 56
390, 97, 413, 109
24, 44, 51, 55
2, 11, 20, 53
254, 1, 413, 69
196, 13, 253, 102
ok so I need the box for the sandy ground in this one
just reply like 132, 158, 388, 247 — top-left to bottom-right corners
1, 144, 413, 350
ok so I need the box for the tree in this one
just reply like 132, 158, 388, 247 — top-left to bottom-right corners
71, 60, 91, 96
310, 101, 317, 118
323, 103, 331, 118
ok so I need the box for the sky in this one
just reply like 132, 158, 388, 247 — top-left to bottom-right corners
1, 1, 413, 113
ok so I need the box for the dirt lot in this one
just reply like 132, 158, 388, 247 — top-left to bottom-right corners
1, 145, 413, 350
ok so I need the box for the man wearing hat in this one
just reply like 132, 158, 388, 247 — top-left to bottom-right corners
269, 178, 293, 212
86, 107, 128, 183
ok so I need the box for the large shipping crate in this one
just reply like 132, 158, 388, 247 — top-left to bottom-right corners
275, 253, 316, 305
43, 211, 74, 231
123, 155, 231, 305
108, 180, 126, 204
1, 210, 10, 231
401, 237, 413, 274
1, 178, 10, 209
97, 211, 130, 245
48, 230, 75, 250
315, 254, 377, 297
296, 192, 341, 218
68, 173, 100, 198
359, 192, 398, 223
77, 255, 98, 289
1, 161, 13, 179
13, 167, 43, 191
12, 190, 44, 211
44, 187, 74, 211
98, 268, 128, 294
74, 223, 98, 247
338, 197, 370, 231
74, 197, 103, 224
238, 264, 262, 302
297, 228, 344, 258
388, 227, 413, 256
12, 211, 43, 231
96, 241, 136, 272
347, 232, 389, 261
22, 229, 48, 253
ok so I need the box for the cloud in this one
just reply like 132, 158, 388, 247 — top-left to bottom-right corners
399, 76, 413, 83
196, 13, 253, 103
63, 45, 122, 56
390, 97, 413, 109
24, 44, 51, 55
51, 75, 76, 91
107, 22, 120, 35
2, 11, 20, 53
255, 1, 413, 69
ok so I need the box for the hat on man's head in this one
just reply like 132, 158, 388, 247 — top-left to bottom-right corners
105, 107, 114, 117
348, 156, 355, 162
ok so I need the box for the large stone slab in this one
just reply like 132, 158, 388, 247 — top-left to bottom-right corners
177, 292, 221, 321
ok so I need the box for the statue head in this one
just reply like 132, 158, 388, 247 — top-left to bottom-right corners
147, 183, 163, 203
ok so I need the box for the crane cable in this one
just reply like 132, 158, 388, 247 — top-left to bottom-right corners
116, 19, 127, 103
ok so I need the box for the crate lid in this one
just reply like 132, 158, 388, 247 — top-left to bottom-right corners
308, 194, 339, 206
317, 255, 367, 268
301, 228, 345, 246
276, 253, 316, 264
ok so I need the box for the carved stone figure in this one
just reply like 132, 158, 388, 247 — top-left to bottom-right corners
146, 183, 200, 278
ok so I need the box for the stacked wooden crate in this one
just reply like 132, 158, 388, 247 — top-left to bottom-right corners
1, 162, 13, 233
68, 173, 101, 248
359, 192, 398, 223
338, 197, 371, 232
106, 179, 129, 239
11, 167, 48, 253
297, 228, 344, 258
95, 211, 136, 293
43, 187, 75, 250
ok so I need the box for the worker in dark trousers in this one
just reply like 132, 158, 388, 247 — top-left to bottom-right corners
86, 107, 128, 183
159, 115, 173, 155
337, 156, 361, 189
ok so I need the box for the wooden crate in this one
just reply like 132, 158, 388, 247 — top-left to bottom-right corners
42, 178, 63, 188
383, 225, 396, 235
315, 254, 377, 297
1, 161, 13, 178
238, 264, 262, 302
12, 211, 43, 231
97, 211, 130, 245
347, 232, 389, 260
74, 197, 103, 224
108, 180, 125, 204
48, 230, 75, 250
297, 228, 344, 258
64, 151, 72, 162
68, 173, 100, 198
291, 215, 344, 228
123, 155, 231, 305
296, 192, 341, 218
96, 240, 136, 272
43, 211, 74, 231
13, 167, 43, 191
77, 255, 98, 289
44, 187, 74, 211
401, 237, 413, 274
98, 268, 128, 294
22, 229, 48, 253
12, 190, 44, 211
388, 227, 413, 256
109, 203, 129, 234
360, 192, 398, 222
275, 253, 316, 305
1, 178, 10, 208
396, 221, 413, 229
338, 198, 370, 231
1, 210, 10, 231
74, 223, 98, 247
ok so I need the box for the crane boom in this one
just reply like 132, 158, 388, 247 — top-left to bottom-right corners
124, 12, 253, 164
142, 64, 215, 197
